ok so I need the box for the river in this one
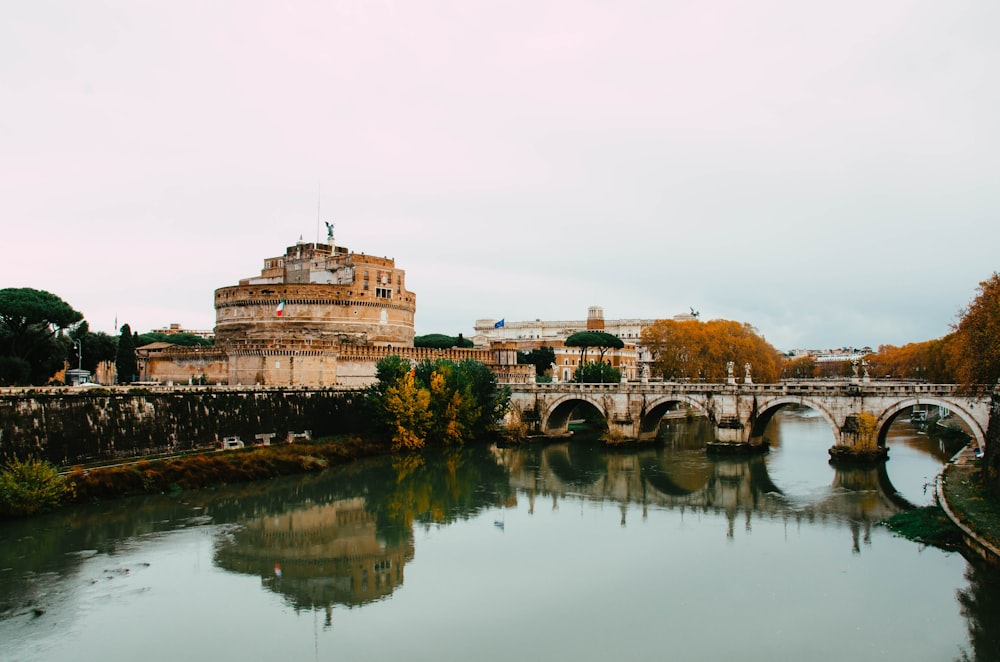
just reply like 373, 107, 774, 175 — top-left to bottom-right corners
2, 409, 998, 661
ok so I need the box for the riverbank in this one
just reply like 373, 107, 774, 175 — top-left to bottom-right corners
938, 448, 1000, 566
61, 436, 388, 506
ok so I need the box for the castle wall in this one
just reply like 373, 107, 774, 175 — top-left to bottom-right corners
227, 349, 338, 386
143, 349, 229, 385
215, 283, 415, 347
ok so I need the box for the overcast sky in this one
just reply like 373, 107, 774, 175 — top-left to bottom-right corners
2, 1, 997, 351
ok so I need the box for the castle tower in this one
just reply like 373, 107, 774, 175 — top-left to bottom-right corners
213, 239, 416, 385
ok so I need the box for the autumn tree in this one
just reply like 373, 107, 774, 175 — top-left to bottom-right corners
641, 318, 783, 382
865, 337, 956, 383
952, 273, 1000, 390
368, 356, 510, 450
383, 373, 432, 450
949, 273, 1000, 499
782, 355, 817, 379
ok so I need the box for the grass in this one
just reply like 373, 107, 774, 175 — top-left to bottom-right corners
883, 506, 964, 550
63, 436, 386, 504
942, 463, 1000, 549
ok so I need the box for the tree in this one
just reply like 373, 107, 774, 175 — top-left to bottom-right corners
383, 373, 432, 450
368, 355, 510, 448
574, 361, 621, 383
136, 332, 212, 347
115, 324, 138, 384
864, 337, 956, 383
0, 288, 83, 384
641, 318, 783, 382
518, 346, 555, 377
952, 273, 1000, 390
564, 331, 624, 363
413, 333, 473, 349
782, 355, 817, 379
70, 322, 119, 374
950, 273, 1000, 499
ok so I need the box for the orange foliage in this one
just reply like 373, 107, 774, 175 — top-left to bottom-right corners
864, 336, 956, 382
641, 319, 783, 382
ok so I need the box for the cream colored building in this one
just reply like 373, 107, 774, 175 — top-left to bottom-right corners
472, 306, 697, 381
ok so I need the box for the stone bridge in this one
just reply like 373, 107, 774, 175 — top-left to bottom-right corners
507, 380, 990, 452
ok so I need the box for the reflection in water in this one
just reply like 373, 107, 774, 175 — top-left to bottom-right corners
2, 415, 1000, 661
214, 498, 414, 619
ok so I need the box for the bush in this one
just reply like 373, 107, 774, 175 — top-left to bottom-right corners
0, 457, 72, 517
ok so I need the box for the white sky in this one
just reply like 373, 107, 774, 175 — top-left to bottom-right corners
2, 1, 997, 351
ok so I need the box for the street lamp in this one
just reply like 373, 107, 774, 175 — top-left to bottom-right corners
73, 338, 82, 371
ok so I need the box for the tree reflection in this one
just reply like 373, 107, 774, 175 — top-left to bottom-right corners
956, 561, 1000, 661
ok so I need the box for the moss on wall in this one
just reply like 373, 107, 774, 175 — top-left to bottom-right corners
0, 388, 370, 465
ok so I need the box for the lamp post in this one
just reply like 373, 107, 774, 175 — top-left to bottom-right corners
73, 338, 82, 371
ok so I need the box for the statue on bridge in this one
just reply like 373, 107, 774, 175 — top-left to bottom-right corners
726, 361, 736, 385
744, 363, 753, 385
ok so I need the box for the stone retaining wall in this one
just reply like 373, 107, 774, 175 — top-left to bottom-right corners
0, 387, 369, 466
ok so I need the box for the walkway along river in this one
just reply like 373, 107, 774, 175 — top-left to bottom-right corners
2, 408, 999, 661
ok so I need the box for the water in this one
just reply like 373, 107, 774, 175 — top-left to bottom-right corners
1, 410, 997, 661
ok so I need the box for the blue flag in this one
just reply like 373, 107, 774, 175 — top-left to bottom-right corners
494, 319, 505, 328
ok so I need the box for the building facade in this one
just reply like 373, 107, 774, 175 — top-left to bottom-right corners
471, 306, 695, 381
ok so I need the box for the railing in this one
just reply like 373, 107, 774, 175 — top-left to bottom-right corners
511, 380, 964, 396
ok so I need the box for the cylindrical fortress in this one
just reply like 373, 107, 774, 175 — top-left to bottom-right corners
214, 241, 416, 349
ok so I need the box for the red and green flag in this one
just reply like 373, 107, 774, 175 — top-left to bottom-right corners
275, 299, 286, 317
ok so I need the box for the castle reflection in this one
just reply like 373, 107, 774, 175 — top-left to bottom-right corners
214, 497, 414, 616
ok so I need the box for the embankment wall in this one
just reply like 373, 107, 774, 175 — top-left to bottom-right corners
0, 387, 369, 466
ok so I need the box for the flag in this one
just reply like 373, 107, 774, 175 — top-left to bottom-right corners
275, 299, 286, 317
494, 319, 504, 328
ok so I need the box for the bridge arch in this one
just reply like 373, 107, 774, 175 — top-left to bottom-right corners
874, 397, 984, 450
639, 395, 712, 437
540, 394, 609, 436
749, 396, 842, 442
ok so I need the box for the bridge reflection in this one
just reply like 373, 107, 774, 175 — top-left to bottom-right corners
495, 436, 918, 552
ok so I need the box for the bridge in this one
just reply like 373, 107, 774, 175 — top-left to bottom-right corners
506, 380, 991, 453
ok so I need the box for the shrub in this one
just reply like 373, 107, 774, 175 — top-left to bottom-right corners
0, 457, 72, 517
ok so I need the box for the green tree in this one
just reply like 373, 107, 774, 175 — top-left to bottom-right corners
115, 323, 138, 384
0, 288, 83, 385
574, 361, 621, 383
136, 332, 213, 347
413, 333, 473, 349
564, 331, 625, 363
69, 322, 119, 374
0, 457, 72, 517
518, 346, 555, 377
